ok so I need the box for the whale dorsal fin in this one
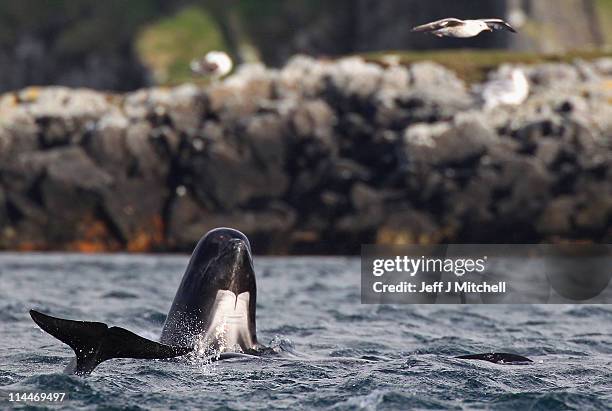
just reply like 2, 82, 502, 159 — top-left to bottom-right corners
30, 310, 192, 375
456, 353, 533, 364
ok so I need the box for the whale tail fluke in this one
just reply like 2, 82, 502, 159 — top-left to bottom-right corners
30, 310, 193, 375
456, 352, 533, 365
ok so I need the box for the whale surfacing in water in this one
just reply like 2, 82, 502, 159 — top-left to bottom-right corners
30, 228, 267, 375
30, 227, 532, 375
159, 227, 268, 356
456, 353, 533, 365
29, 310, 192, 375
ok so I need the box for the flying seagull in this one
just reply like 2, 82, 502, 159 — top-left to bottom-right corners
411, 18, 516, 38
190, 51, 233, 78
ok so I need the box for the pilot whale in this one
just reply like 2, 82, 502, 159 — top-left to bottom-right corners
159, 227, 271, 356
30, 228, 269, 374
30, 228, 532, 375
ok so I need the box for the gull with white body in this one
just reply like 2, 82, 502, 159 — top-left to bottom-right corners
190, 50, 233, 79
476, 67, 530, 110
411, 18, 516, 38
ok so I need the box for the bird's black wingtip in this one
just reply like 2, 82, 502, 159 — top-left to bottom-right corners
504, 22, 518, 33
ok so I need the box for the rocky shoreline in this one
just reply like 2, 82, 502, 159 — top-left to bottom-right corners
0, 56, 611, 253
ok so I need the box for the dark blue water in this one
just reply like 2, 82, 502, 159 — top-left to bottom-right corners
1, 254, 611, 410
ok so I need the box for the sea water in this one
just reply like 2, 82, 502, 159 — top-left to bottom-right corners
0, 254, 611, 410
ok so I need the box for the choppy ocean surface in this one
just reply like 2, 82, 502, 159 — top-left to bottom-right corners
0, 254, 611, 410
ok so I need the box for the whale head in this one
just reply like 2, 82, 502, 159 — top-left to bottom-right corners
189, 228, 254, 295
161, 228, 259, 354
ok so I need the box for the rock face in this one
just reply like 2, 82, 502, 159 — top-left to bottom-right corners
0, 57, 611, 253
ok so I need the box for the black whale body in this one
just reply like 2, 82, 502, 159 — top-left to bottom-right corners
30, 228, 532, 375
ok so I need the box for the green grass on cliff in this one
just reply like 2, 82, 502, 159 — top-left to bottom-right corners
364, 49, 612, 83
133, 2, 612, 86
136, 6, 228, 85
597, 0, 612, 44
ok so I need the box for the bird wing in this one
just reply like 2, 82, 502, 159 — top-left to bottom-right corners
483, 19, 517, 33
411, 18, 464, 32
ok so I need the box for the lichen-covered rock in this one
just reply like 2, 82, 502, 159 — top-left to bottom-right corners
0, 57, 610, 251
527, 63, 581, 89
408, 62, 466, 92
0, 114, 40, 161
402, 118, 496, 167
166, 193, 295, 252
101, 178, 167, 250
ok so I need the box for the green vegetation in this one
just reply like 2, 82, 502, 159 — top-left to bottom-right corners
1, 0, 612, 87
136, 6, 228, 85
132, 0, 612, 85
364, 49, 612, 83
596, 0, 612, 44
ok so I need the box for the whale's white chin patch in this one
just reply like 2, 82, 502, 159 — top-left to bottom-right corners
199, 290, 253, 356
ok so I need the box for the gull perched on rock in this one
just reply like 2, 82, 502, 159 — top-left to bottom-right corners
476, 67, 530, 110
411, 18, 516, 38
190, 51, 233, 79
